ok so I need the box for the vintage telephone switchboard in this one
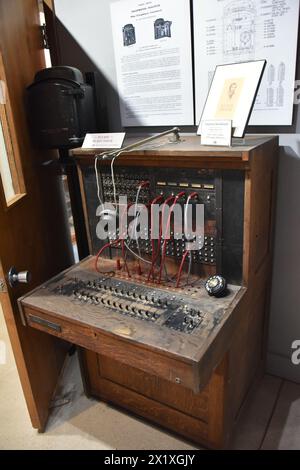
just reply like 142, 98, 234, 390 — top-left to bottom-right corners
19, 135, 278, 448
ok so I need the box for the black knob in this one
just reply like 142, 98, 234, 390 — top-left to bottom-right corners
205, 275, 227, 297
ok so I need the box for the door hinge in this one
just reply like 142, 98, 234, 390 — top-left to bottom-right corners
40, 24, 49, 49
0, 279, 7, 293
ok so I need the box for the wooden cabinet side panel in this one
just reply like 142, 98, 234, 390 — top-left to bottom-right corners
243, 139, 279, 284
231, 138, 278, 424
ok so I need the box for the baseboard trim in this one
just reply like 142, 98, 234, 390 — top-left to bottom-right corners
267, 352, 300, 383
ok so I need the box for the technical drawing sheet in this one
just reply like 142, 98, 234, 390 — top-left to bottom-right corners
111, 0, 194, 126
193, 0, 300, 126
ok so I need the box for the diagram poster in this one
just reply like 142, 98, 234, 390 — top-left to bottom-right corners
110, 0, 194, 127
193, 0, 300, 126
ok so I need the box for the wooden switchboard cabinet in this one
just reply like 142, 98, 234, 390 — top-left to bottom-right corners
19, 135, 278, 448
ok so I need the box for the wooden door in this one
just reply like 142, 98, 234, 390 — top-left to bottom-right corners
0, 0, 72, 431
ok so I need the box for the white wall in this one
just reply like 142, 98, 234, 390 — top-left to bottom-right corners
54, 0, 300, 382
267, 134, 300, 382
54, 0, 122, 130
55, 0, 116, 86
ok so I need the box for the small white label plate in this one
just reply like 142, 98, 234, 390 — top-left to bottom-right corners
82, 133, 126, 149
201, 120, 232, 147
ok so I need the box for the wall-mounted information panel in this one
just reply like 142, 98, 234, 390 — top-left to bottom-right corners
193, 0, 300, 126
111, 0, 194, 126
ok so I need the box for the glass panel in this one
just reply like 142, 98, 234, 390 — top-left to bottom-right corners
0, 115, 15, 202
39, 4, 52, 68
0, 51, 25, 206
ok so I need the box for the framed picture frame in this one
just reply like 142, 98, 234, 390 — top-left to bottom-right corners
197, 60, 266, 138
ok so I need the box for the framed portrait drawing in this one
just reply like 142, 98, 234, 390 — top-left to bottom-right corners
197, 60, 266, 138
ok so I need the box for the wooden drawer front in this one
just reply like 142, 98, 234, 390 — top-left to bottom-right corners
97, 354, 209, 422
91, 376, 209, 445
97, 334, 200, 391
24, 307, 200, 391
25, 307, 101, 352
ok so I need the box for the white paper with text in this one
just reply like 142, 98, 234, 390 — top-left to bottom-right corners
193, 0, 300, 126
111, 0, 194, 126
